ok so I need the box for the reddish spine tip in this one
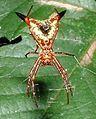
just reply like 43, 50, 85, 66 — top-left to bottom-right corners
25, 17, 30, 26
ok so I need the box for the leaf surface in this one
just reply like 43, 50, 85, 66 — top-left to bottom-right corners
0, 0, 96, 119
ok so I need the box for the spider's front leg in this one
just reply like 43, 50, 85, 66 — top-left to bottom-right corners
27, 57, 41, 107
25, 44, 39, 58
55, 51, 81, 67
53, 56, 73, 104
55, 51, 75, 56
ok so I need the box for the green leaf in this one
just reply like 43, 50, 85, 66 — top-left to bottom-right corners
0, 0, 96, 119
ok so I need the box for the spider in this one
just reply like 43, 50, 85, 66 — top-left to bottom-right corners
16, 6, 77, 107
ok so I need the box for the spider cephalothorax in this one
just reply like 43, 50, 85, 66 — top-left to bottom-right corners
16, 6, 74, 107
39, 21, 51, 34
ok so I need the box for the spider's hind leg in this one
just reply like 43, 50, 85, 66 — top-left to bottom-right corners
65, 81, 73, 104
27, 57, 41, 107
53, 56, 73, 104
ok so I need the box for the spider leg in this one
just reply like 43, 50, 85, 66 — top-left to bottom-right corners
25, 51, 39, 58
53, 56, 73, 104
55, 51, 74, 56
25, 44, 39, 58
27, 57, 41, 107
35, 44, 39, 53
55, 51, 81, 67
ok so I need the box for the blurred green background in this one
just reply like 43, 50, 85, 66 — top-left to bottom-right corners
0, 0, 96, 119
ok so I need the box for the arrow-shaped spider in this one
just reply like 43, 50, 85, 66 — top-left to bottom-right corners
16, 6, 77, 107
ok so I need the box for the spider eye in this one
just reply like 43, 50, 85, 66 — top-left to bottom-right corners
43, 25, 49, 31
40, 22, 50, 33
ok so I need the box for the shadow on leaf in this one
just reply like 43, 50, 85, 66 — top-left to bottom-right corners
35, 80, 49, 100
0, 35, 22, 47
